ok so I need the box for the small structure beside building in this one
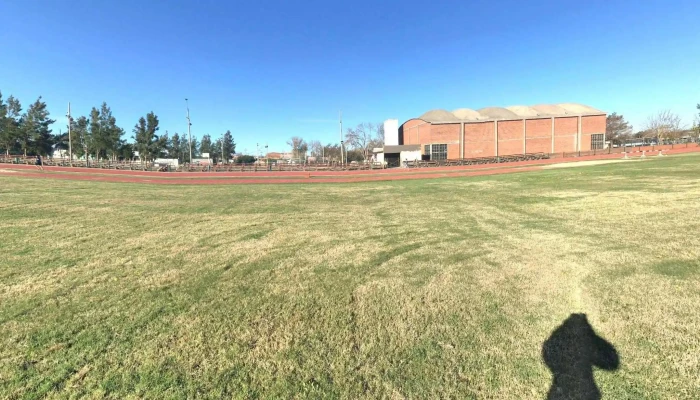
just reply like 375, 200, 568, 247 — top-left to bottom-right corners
373, 119, 421, 166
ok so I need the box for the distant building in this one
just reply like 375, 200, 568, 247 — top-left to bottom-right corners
374, 104, 607, 167
52, 149, 68, 159
265, 152, 293, 160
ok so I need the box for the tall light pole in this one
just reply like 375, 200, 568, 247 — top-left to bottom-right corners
185, 98, 192, 163
339, 111, 343, 164
67, 102, 72, 165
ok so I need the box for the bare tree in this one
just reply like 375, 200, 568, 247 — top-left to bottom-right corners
376, 123, 384, 143
286, 136, 307, 160
345, 122, 380, 161
644, 110, 683, 140
309, 140, 323, 157
606, 113, 632, 144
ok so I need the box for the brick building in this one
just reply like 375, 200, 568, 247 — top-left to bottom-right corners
394, 104, 606, 162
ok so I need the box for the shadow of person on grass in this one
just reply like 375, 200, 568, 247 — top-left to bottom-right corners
542, 313, 620, 400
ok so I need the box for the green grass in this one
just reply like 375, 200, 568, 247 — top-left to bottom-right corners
1, 154, 700, 399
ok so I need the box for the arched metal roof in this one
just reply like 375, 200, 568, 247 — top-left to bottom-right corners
477, 107, 520, 120
414, 104, 604, 124
505, 105, 540, 117
530, 104, 570, 116
452, 108, 483, 121
419, 109, 460, 123
556, 103, 604, 115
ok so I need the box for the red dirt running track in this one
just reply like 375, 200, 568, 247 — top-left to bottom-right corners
1, 147, 698, 185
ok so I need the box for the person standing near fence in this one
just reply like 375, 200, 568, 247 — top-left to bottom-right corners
35, 155, 44, 171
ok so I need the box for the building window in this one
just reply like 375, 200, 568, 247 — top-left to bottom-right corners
424, 145, 431, 156
591, 134, 604, 150
431, 144, 447, 160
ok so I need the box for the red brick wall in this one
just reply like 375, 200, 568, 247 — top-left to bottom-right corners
580, 116, 605, 151
402, 114, 606, 158
464, 122, 495, 157
525, 119, 552, 154
581, 134, 592, 151
401, 119, 430, 145
525, 119, 551, 138
401, 121, 461, 147
498, 120, 524, 156
582, 115, 605, 134
526, 138, 551, 153
554, 117, 578, 135
447, 143, 460, 159
430, 123, 460, 143
554, 117, 578, 153
554, 136, 575, 153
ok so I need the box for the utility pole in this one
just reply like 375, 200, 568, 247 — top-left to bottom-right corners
221, 135, 225, 164
67, 102, 72, 165
185, 98, 192, 163
339, 111, 343, 164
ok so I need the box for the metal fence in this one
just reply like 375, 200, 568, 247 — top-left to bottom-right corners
2, 140, 698, 172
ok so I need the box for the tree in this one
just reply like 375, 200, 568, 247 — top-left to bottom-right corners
345, 149, 364, 162
155, 131, 170, 159
117, 142, 135, 161
322, 143, 341, 162
605, 113, 632, 145
170, 133, 181, 162
299, 141, 308, 159
0, 92, 7, 154
180, 137, 200, 162
200, 134, 212, 156
180, 137, 189, 162
370, 123, 385, 149
236, 155, 256, 164
100, 103, 124, 161
221, 130, 235, 162
84, 102, 124, 161
644, 110, 682, 140
133, 112, 160, 162
189, 137, 200, 159
0, 93, 22, 155
309, 140, 323, 158
345, 122, 380, 161
52, 131, 70, 152
210, 138, 222, 163
695, 104, 700, 137
287, 136, 307, 160
87, 102, 124, 160
71, 116, 90, 159
87, 107, 104, 160
21, 97, 55, 156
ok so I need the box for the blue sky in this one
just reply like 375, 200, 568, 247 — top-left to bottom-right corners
1, 0, 698, 153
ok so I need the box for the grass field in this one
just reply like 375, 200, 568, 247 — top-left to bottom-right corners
1, 154, 699, 399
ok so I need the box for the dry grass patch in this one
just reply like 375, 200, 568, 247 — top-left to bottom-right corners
1, 154, 699, 398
